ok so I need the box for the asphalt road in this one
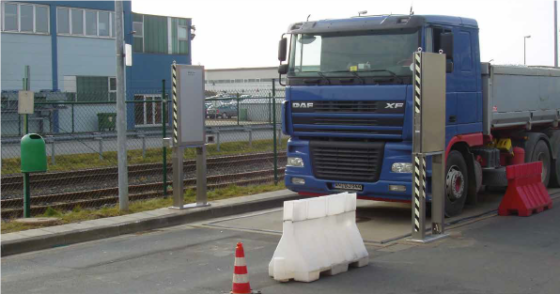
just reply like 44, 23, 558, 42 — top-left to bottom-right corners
2, 197, 559, 294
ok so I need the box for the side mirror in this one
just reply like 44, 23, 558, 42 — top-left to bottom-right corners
446, 61, 454, 73
278, 64, 289, 75
440, 32, 454, 60
278, 38, 287, 62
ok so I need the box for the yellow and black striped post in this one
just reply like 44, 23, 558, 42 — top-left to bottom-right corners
411, 50, 447, 242
172, 61, 179, 145
171, 61, 185, 208
412, 50, 425, 238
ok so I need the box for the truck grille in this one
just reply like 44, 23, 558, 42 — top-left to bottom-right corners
310, 101, 380, 113
291, 100, 405, 138
310, 141, 385, 183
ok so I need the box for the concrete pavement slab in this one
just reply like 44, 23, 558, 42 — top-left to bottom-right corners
1, 189, 302, 257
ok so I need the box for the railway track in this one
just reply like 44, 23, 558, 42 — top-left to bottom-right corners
1, 168, 286, 219
1, 152, 286, 191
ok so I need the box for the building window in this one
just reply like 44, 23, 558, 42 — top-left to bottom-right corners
2, 2, 49, 34
71, 9, 83, 35
57, 7, 113, 38
74, 76, 116, 102
35, 5, 49, 33
134, 95, 162, 126
98, 11, 110, 37
3, 3, 18, 31
57, 7, 69, 34
109, 77, 117, 101
85, 10, 97, 36
20, 5, 33, 32
133, 17, 144, 52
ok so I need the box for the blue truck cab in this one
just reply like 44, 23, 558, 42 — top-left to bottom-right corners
279, 15, 484, 216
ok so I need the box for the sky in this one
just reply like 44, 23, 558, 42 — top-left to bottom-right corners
132, 0, 559, 69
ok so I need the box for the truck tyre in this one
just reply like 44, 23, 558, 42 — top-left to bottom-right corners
551, 149, 560, 187
530, 140, 552, 187
445, 150, 469, 217
549, 131, 560, 187
221, 113, 228, 119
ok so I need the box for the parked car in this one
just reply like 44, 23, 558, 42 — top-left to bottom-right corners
206, 104, 238, 119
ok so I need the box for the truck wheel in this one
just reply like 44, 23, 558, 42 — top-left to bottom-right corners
549, 131, 560, 187
221, 113, 228, 119
445, 151, 469, 217
530, 140, 551, 187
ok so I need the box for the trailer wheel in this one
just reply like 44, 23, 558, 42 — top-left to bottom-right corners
445, 151, 469, 217
531, 140, 551, 187
549, 131, 560, 187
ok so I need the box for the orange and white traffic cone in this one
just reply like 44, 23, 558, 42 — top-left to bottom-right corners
231, 242, 258, 294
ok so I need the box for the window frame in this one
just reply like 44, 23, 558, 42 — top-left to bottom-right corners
177, 23, 188, 41
133, 15, 144, 53
2, 2, 19, 32
74, 76, 116, 102
97, 10, 110, 37
2, 2, 50, 34
56, 7, 70, 34
56, 6, 114, 39
134, 94, 163, 126
84, 9, 98, 36
108, 77, 117, 101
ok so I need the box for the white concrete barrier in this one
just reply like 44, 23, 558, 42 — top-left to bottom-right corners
268, 192, 369, 282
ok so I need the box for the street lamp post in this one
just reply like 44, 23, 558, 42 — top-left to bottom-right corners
524, 35, 531, 65
555, 0, 558, 67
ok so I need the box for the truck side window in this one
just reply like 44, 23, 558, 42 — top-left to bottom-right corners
432, 27, 452, 59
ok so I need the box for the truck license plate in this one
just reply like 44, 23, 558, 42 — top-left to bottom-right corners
333, 183, 363, 191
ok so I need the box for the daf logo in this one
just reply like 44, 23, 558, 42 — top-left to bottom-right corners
385, 103, 404, 109
292, 102, 314, 108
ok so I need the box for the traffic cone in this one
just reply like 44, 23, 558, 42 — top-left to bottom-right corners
231, 242, 254, 294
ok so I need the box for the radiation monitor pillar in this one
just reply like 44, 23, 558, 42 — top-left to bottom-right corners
411, 51, 447, 242
167, 63, 209, 210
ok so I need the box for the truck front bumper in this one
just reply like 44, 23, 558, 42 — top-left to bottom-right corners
285, 139, 433, 202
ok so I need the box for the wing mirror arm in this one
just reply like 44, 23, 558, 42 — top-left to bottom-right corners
278, 34, 288, 86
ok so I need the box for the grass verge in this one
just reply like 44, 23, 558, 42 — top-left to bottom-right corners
2, 138, 288, 175
1, 182, 286, 234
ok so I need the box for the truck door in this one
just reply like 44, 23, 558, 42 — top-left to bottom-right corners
453, 28, 481, 134
430, 26, 457, 143
430, 26, 482, 141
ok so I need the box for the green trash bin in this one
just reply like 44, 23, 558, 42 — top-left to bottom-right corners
21, 133, 47, 173
97, 113, 117, 131
239, 108, 248, 121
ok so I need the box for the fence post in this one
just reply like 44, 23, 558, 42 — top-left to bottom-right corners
71, 103, 75, 133
248, 127, 253, 148
236, 92, 240, 126
139, 131, 146, 159
95, 134, 103, 160
23, 65, 31, 218
272, 79, 278, 185
49, 135, 56, 165
162, 79, 168, 198
216, 129, 221, 152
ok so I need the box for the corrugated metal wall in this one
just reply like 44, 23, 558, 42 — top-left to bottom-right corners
144, 15, 167, 54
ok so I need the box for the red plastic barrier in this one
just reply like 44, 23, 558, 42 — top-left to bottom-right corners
498, 162, 553, 217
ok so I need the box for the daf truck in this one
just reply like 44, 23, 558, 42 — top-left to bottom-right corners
277, 14, 560, 216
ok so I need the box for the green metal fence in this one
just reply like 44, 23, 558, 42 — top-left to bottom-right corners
0, 86, 286, 218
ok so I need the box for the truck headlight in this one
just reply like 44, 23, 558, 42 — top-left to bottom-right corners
391, 162, 413, 173
287, 157, 304, 167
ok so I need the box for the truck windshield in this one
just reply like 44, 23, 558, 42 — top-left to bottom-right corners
288, 31, 419, 78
